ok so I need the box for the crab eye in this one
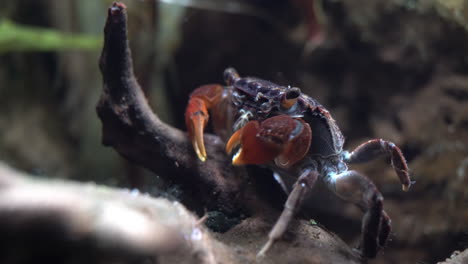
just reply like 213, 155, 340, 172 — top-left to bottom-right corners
224, 68, 240, 86
281, 87, 301, 109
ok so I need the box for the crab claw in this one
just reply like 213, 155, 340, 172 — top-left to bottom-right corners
226, 121, 281, 165
186, 98, 208, 161
226, 115, 312, 168
266, 116, 312, 168
185, 84, 224, 162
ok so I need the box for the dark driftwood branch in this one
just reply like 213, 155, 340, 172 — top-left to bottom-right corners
0, 163, 222, 264
97, 3, 248, 213
0, 162, 365, 264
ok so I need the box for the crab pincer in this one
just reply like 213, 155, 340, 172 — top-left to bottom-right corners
185, 84, 224, 161
226, 115, 312, 168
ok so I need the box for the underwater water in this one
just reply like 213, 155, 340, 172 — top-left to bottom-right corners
0, 0, 467, 263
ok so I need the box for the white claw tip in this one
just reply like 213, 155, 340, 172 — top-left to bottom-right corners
402, 184, 410, 192
231, 147, 243, 165
192, 141, 207, 162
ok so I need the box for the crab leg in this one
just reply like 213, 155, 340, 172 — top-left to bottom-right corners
226, 115, 312, 168
343, 139, 412, 191
325, 170, 391, 258
185, 84, 224, 161
257, 169, 319, 257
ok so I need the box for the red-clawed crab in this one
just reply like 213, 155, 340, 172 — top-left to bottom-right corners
185, 68, 412, 258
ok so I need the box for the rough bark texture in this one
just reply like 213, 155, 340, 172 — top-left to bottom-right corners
0, 161, 361, 264
0, 162, 228, 264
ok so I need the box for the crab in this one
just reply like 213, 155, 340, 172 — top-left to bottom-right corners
185, 68, 412, 258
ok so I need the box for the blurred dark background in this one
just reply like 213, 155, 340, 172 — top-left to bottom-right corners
1, 0, 468, 263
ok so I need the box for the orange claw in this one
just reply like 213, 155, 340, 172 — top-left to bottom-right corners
274, 121, 312, 168
185, 84, 224, 162
226, 121, 282, 165
226, 115, 312, 168
186, 98, 208, 161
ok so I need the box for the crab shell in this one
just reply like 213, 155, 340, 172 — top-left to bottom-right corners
223, 69, 345, 168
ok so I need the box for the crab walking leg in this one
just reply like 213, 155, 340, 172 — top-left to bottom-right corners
257, 169, 319, 257
326, 170, 391, 258
343, 139, 412, 191
379, 210, 391, 249
185, 84, 224, 161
